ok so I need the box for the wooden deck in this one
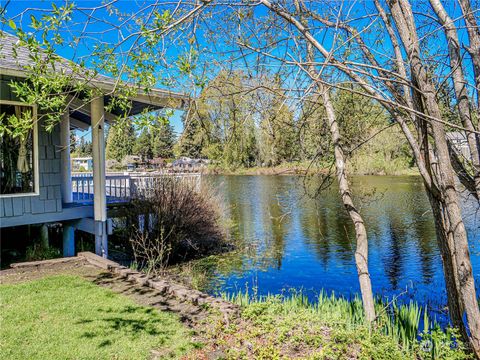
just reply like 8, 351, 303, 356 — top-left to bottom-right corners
71, 172, 201, 205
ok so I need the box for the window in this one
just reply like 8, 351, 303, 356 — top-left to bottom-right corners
0, 101, 38, 196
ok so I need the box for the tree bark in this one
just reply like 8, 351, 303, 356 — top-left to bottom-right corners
388, 0, 480, 355
426, 190, 469, 341
320, 84, 376, 322
296, 0, 377, 322
429, 0, 480, 198
457, 0, 480, 111
258, 0, 480, 351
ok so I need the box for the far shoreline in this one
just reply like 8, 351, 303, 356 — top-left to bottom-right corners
203, 165, 419, 177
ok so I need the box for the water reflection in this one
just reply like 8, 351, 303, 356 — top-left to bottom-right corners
199, 175, 479, 309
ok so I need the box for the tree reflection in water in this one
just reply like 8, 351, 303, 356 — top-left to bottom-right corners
188, 175, 479, 310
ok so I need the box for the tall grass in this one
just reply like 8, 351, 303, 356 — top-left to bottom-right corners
222, 290, 466, 358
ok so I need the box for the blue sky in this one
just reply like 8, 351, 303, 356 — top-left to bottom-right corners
2, 0, 478, 141
2, 0, 192, 137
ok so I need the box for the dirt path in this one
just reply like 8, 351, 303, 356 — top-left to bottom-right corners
0, 258, 102, 284
1, 257, 227, 323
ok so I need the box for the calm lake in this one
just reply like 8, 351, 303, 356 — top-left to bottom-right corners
199, 175, 480, 314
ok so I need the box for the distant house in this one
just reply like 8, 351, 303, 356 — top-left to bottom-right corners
149, 157, 165, 169
446, 132, 472, 160
122, 155, 141, 171
172, 157, 208, 172
72, 157, 93, 171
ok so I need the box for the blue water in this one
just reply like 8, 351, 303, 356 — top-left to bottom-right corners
201, 175, 479, 315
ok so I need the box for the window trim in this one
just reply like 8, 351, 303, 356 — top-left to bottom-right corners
0, 99, 39, 198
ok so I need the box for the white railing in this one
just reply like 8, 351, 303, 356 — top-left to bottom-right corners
71, 172, 201, 203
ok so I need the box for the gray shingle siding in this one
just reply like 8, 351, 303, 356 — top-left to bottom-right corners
31, 198, 45, 214
4, 198, 13, 217
24, 198, 31, 213
44, 199, 57, 213
12, 198, 23, 216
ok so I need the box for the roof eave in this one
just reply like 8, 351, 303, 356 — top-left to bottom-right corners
0, 66, 189, 111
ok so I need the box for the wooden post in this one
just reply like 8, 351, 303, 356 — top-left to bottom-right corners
62, 222, 75, 257
39, 224, 49, 248
60, 111, 72, 203
91, 95, 108, 258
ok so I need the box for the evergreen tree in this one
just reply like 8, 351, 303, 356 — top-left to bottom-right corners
175, 102, 215, 158
134, 129, 153, 160
76, 137, 92, 157
151, 122, 175, 158
133, 119, 176, 160
105, 121, 136, 162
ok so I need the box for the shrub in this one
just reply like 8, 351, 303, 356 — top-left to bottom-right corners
125, 177, 227, 272
25, 243, 61, 261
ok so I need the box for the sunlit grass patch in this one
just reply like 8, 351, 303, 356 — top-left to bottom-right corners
0, 275, 196, 360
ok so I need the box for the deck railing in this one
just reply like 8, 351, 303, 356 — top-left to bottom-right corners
71, 172, 201, 203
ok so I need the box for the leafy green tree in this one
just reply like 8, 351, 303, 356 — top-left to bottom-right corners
258, 92, 298, 166
332, 87, 386, 154
177, 70, 258, 167
298, 95, 330, 161
175, 107, 210, 158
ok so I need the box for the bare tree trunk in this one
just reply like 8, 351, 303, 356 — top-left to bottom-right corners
375, 0, 470, 341
388, 0, 480, 355
457, 0, 480, 111
295, 0, 377, 321
426, 189, 469, 342
429, 0, 480, 198
374, 0, 413, 110
320, 84, 376, 322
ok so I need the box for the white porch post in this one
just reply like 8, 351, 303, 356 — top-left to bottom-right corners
91, 95, 108, 258
60, 111, 72, 203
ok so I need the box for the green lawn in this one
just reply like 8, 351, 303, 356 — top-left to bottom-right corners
0, 275, 196, 360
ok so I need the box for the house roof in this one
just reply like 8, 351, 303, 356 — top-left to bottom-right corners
0, 31, 189, 129
446, 131, 467, 142
150, 157, 165, 164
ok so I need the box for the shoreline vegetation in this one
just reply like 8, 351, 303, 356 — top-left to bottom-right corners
203, 161, 419, 176
212, 291, 470, 359
166, 256, 469, 359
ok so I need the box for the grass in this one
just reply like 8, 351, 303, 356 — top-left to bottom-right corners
0, 275, 197, 360
0, 273, 471, 359
218, 291, 471, 359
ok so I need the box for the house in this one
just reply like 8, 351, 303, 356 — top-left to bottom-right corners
446, 131, 472, 160
71, 157, 93, 172
0, 31, 188, 258
172, 157, 208, 172
122, 155, 141, 171
149, 157, 165, 169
